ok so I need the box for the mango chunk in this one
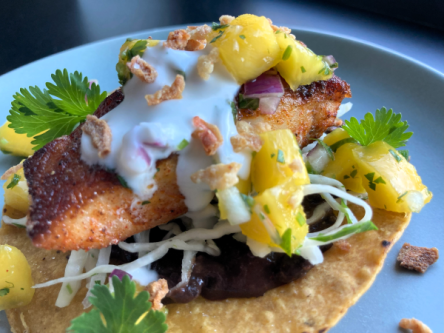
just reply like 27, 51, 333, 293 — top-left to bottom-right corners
0, 245, 35, 310
275, 33, 333, 90
251, 129, 309, 193
0, 121, 35, 157
208, 14, 281, 84
3, 167, 29, 215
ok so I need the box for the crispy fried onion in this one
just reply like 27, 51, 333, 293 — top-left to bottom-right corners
219, 15, 235, 25
197, 47, 219, 80
185, 25, 211, 51
164, 29, 190, 50
267, 18, 295, 39
192, 116, 223, 155
230, 121, 271, 152
126, 55, 158, 83
82, 115, 112, 158
145, 74, 185, 106
146, 279, 169, 310
1, 162, 23, 180
191, 162, 241, 190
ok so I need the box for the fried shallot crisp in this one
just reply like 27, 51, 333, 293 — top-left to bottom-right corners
146, 278, 169, 311
397, 243, 439, 273
197, 47, 219, 80
219, 15, 235, 25
192, 116, 223, 155
82, 115, 112, 158
145, 74, 185, 106
126, 55, 158, 83
399, 318, 432, 333
190, 162, 241, 190
164, 29, 190, 50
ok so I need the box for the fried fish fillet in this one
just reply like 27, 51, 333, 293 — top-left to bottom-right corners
24, 76, 351, 251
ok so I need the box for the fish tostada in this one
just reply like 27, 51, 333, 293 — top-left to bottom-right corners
0, 14, 432, 333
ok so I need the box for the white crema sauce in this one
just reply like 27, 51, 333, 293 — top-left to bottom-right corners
81, 43, 250, 212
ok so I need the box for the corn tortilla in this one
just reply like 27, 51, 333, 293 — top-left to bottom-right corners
1, 204, 411, 333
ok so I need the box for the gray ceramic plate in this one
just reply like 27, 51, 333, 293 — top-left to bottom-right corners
0, 27, 443, 333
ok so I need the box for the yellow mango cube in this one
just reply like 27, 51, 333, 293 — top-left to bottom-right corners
208, 14, 281, 84
0, 245, 35, 310
275, 33, 333, 90
3, 167, 29, 215
251, 129, 309, 193
0, 121, 35, 157
240, 175, 308, 253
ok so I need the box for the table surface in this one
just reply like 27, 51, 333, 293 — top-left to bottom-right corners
0, 1, 443, 332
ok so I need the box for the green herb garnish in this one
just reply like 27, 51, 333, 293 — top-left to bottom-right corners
296, 212, 306, 226
66, 283, 73, 295
396, 191, 408, 203
364, 172, 386, 191
177, 139, 189, 150
238, 93, 259, 110
313, 139, 334, 160
277, 149, 285, 163
239, 35, 246, 39
280, 228, 292, 256
230, 101, 237, 122
176, 70, 186, 81
329, 137, 357, 152
399, 150, 409, 160
310, 221, 378, 242
7, 69, 107, 150
343, 107, 413, 148
282, 45, 292, 61
389, 149, 402, 162
300, 66, 306, 73
117, 39, 148, 85
142, 201, 150, 205
68, 275, 167, 333
6, 174, 21, 189
340, 200, 353, 224
117, 175, 129, 188
210, 30, 225, 43
264, 205, 270, 214
241, 194, 255, 209
211, 22, 229, 31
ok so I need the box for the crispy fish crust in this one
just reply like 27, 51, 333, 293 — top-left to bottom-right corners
2, 205, 411, 332
24, 76, 350, 251
238, 75, 351, 147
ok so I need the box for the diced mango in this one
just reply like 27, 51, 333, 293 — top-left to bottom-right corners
0, 245, 35, 310
351, 141, 431, 212
275, 33, 333, 90
3, 167, 29, 215
240, 175, 308, 253
208, 14, 281, 84
251, 129, 309, 193
322, 129, 366, 193
0, 121, 35, 157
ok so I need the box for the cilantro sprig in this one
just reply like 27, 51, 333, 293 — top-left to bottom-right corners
342, 107, 413, 148
7, 69, 107, 150
68, 275, 167, 333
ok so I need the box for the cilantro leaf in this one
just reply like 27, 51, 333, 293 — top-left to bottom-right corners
238, 93, 259, 110
7, 69, 107, 150
399, 150, 409, 160
68, 275, 167, 333
343, 107, 413, 148
6, 174, 21, 189
280, 228, 292, 256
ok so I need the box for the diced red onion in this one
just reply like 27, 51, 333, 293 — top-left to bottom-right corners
243, 73, 284, 114
306, 143, 331, 174
322, 55, 336, 66
109, 269, 132, 281
243, 73, 284, 98
259, 97, 281, 114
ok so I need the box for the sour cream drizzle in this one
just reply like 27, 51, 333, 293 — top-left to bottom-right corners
81, 43, 249, 211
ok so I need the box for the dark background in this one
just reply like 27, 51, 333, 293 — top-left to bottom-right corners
0, 0, 443, 75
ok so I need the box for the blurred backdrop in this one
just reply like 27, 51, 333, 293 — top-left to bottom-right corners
0, 0, 443, 75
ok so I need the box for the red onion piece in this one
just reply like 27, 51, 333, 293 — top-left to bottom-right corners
322, 55, 338, 71
243, 73, 284, 98
259, 97, 281, 114
109, 269, 132, 281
